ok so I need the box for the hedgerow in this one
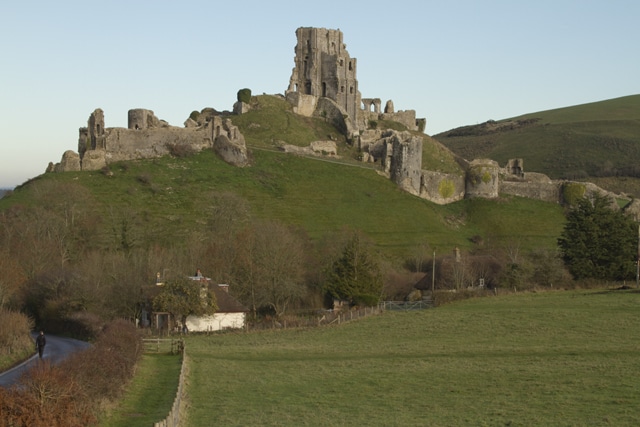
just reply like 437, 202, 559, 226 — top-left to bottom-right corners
0, 319, 142, 427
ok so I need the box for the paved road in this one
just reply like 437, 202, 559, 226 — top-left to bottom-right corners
0, 332, 90, 388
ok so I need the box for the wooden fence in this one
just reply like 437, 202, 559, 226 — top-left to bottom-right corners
142, 338, 184, 354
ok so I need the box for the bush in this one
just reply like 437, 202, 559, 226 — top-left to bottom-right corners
167, 142, 196, 158
237, 88, 252, 104
0, 309, 33, 358
0, 319, 142, 426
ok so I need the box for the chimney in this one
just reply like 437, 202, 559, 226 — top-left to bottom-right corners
218, 284, 229, 293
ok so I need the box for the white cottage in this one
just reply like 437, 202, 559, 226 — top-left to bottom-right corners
185, 280, 248, 332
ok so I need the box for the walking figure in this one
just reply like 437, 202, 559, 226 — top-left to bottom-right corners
36, 331, 46, 359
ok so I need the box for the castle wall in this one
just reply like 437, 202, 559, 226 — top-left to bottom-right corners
499, 180, 561, 203
380, 110, 418, 131
128, 109, 161, 130
97, 127, 212, 165
465, 159, 500, 199
285, 92, 318, 117
420, 171, 465, 205
389, 132, 423, 196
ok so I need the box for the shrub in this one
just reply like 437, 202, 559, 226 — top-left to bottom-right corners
438, 179, 455, 199
0, 309, 33, 358
562, 182, 586, 206
167, 143, 196, 158
237, 88, 252, 104
136, 173, 152, 185
0, 319, 142, 426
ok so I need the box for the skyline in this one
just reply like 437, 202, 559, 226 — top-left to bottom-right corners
1, 0, 639, 188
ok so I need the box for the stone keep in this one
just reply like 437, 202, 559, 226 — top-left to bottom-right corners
286, 27, 361, 129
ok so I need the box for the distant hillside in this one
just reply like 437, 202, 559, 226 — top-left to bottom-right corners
433, 95, 640, 189
0, 189, 11, 199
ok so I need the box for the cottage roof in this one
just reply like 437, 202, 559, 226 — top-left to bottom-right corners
211, 285, 248, 313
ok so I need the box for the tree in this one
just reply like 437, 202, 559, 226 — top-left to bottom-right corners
152, 277, 217, 328
232, 220, 307, 318
558, 194, 637, 280
324, 232, 383, 306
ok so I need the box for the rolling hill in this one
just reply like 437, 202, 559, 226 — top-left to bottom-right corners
433, 95, 640, 194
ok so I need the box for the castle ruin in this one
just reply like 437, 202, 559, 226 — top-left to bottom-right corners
285, 27, 426, 138
47, 27, 625, 210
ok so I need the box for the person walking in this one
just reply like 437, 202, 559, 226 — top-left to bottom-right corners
35, 331, 46, 359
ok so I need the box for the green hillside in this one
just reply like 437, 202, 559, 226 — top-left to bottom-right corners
433, 95, 640, 186
0, 94, 565, 261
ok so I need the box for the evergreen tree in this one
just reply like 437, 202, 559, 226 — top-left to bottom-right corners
324, 233, 383, 306
558, 194, 637, 280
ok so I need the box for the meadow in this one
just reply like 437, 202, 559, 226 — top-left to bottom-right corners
182, 289, 640, 426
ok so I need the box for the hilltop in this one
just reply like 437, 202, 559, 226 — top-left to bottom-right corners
433, 95, 640, 195
0, 94, 565, 261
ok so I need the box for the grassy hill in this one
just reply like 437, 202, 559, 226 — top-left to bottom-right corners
433, 95, 640, 192
0, 95, 566, 262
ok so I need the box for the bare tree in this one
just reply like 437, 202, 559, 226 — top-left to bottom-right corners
232, 220, 307, 317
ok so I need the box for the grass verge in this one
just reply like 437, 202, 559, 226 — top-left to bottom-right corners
98, 353, 182, 427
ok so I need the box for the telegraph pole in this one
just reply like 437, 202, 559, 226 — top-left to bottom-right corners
636, 225, 640, 289
431, 250, 436, 295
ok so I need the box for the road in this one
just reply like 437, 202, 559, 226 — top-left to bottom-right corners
0, 332, 91, 388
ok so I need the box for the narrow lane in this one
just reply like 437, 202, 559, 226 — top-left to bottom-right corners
0, 332, 90, 388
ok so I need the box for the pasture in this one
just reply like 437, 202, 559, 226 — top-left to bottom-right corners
183, 289, 640, 426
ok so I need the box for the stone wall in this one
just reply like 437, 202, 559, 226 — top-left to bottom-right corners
52, 107, 248, 173
465, 159, 500, 199
500, 180, 561, 203
420, 171, 466, 205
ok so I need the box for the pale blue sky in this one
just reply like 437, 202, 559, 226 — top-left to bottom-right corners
1, 0, 638, 188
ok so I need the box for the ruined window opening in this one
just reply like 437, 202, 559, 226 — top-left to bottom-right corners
350, 86, 354, 94
349, 61, 352, 71
341, 86, 344, 93
340, 59, 343, 66
322, 82, 327, 97
97, 124, 101, 134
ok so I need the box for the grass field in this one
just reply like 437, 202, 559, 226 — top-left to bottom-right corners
183, 289, 640, 426
98, 353, 182, 427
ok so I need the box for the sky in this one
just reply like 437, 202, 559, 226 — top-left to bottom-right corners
1, 0, 639, 188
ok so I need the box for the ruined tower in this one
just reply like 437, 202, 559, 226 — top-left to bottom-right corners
286, 27, 361, 128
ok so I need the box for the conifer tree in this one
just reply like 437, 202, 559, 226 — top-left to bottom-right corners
558, 194, 637, 280
324, 233, 383, 306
